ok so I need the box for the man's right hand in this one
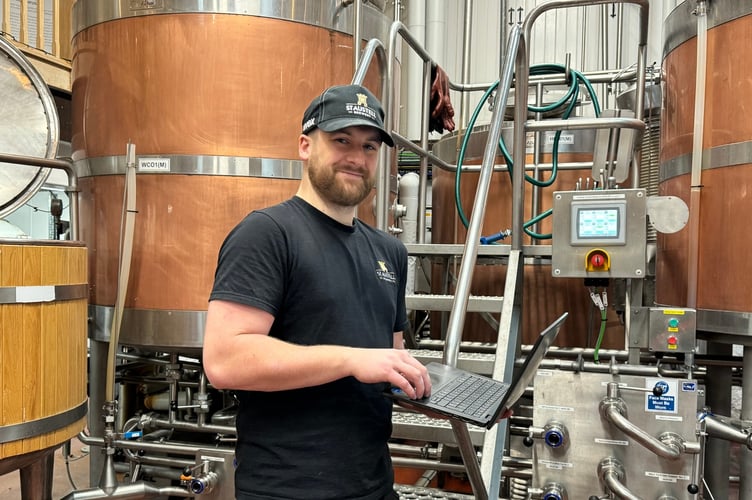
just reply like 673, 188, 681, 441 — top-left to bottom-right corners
347, 348, 431, 400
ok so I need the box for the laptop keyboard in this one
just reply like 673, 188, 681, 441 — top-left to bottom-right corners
431, 373, 508, 417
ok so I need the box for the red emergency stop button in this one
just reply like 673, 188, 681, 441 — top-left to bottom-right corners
590, 253, 605, 268
585, 248, 611, 272
668, 335, 677, 345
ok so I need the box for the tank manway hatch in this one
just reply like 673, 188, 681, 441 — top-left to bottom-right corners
0, 36, 60, 219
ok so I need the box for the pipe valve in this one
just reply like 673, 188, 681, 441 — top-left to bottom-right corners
190, 471, 219, 495
543, 421, 569, 449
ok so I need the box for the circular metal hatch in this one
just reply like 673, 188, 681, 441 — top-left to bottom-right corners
0, 36, 59, 219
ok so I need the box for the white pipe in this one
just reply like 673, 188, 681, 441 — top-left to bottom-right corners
398, 172, 420, 297
459, 0, 473, 130
398, 172, 420, 244
426, 0, 448, 141
143, 390, 189, 412
426, 0, 447, 66
406, 0, 426, 140
686, 1, 707, 309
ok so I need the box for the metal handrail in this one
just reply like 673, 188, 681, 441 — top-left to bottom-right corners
384, 21, 434, 241
383, 19, 493, 499
351, 37, 392, 232
356, 3, 652, 497
0, 152, 79, 240
443, 22, 521, 370
356, 19, 508, 499
483, 1, 651, 497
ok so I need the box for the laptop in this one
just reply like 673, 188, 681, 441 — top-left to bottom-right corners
386, 312, 567, 429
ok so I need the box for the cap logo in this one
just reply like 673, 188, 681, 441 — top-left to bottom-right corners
345, 93, 378, 121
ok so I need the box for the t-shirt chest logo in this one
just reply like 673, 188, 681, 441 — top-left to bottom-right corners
375, 260, 397, 284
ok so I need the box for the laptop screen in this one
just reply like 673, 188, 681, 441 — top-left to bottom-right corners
497, 311, 568, 412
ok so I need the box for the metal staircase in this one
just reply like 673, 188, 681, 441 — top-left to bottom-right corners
353, 1, 651, 498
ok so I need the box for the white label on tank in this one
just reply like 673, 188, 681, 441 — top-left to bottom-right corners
16, 286, 55, 303
525, 132, 535, 151
645, 471, 689, 482
594, 438, 629, 446
537, 404, 574, 412
656, 415, 683, 422
138, 158, 171, 172
546, 133, 574, 144
538, 459, 573, 470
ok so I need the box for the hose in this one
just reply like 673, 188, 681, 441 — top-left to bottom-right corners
454, 63, 601, 241
499, 64, 601, 187
455, 82, 500, 229
523, 208, 553, 240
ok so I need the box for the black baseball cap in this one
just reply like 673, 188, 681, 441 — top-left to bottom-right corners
301, 84, 394, 147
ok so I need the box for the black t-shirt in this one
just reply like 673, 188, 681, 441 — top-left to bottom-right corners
210, 196, 408, 500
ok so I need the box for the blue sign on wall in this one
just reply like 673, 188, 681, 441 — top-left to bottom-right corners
645, 378, 678, 414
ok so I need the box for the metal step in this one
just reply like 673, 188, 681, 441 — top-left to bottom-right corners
405, 243, 552, 258
407, 349, 495, 376
406, 243, 511, 257
395, 484, 474, 499
406, 293, 503, 313
391, 410, 487, 447
414, 339, 497, 354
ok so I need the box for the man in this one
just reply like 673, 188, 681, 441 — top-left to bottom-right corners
203, 84, 431, 500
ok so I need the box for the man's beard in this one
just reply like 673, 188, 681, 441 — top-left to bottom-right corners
307, 158, 375, 207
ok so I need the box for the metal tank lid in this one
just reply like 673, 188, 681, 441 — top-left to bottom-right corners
663, 1, 752, 59
616, 82, 662, 116
432, 123, 597, 164
72, 0, 393, 40
0, 36, 59, 219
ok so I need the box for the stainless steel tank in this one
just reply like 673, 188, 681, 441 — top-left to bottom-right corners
72, 0, 394, 351
658, 2, 752, 339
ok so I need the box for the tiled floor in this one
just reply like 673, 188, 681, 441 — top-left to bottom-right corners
0, 438, 90, 500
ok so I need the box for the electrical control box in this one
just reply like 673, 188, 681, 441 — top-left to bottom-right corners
648, 307, 696, 354
551, 189, 647, 278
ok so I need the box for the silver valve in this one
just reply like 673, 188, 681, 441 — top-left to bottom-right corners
528, 482, 568, 500
542, 482, 568, 500
543, 421, 569, 449
182, 461, 220, 495
522, 421, 569, 449
189, 471, 219, 495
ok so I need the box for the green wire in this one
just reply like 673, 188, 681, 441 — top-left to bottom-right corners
593, 305, 608, 363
